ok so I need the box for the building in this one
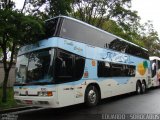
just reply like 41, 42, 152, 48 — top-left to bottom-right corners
0, 61, 16, 87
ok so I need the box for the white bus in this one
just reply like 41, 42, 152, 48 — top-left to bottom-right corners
150, 56, 160, 87
14, 16, 150, 108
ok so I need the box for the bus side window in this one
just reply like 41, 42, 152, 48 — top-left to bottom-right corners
158, 61, 160, 69
75, 56, 85, 80
55, 56, 64, 77
98, 61, 136, 77
54, 49, 85, 83
55, 50, 74, 81
98, 61, 111, 77
127, 65, 136, 77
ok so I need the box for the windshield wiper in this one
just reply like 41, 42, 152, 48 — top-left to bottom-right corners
14, 81, 54, 86
27, 81, 54, 85
14, 82, 27, 86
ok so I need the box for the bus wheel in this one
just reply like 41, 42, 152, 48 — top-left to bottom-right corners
142, 81, 146, 93
136, 81, 142, 94
85, 85, 99, 107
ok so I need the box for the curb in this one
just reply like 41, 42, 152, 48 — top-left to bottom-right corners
0, 106, 39, 114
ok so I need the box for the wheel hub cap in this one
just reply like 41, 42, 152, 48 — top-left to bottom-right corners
88, 90, 96, 103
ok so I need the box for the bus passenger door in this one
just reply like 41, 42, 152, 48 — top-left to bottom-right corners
151, 60, 158, 86
54, 49, 76, 106
57, 83, 75, 107
151, 60, 157, 78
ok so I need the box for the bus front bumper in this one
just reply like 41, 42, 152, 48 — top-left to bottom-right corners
14, 96, 60, 108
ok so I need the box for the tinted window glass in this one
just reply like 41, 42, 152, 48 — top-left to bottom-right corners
111, 63, 124, 77
98, 62, 112, 77
55, 51, 74, 81
60, 18, 148, 59
126, 45, 149, 59
109, 39, 128, 53
45, 18, 59, 38
125, 65, 136, 77
60, 18, 115, 48
54, 49, 85, 83
98, 61, 136, 77
158, 61, 160, 69
75, 56, 85, 79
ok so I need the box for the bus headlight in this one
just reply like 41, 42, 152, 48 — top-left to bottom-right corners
38, 91, 53, 97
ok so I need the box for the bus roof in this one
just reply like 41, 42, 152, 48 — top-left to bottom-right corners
149, 56, 160, 61
46, 15, 148, 52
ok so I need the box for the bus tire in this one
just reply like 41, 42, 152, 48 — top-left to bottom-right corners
136, 81, 142, 94
85, 85, 99, 107
142, 81, 146, 93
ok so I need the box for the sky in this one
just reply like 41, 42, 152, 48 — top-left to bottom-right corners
14, 0, 160, 38
132, 0, 160, 37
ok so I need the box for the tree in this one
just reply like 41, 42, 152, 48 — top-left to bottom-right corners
120, 19, 160, 55
71, 0, 139, 28
0, 49, 2, 59
20, 0, 72, 19
71, 0, 146, 49
102, 20, 127, 38
0, 3, 44, 102
140, 21, 160, 56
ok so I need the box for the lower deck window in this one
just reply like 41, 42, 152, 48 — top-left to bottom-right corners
54, 49, 85, 83
98, 61, 135, 77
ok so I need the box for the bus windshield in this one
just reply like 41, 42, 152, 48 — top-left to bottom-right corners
15, 48, 54, 84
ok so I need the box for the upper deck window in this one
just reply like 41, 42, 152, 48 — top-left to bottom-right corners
60, 18, 115, 48
44, 16, 149, 60
59, 17, 148, 59
45, 18, 60, 38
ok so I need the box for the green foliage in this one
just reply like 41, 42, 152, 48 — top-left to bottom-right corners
0, 48, 2, 59
0, 9, 44, 45
101, 19, 144, 47
18, 0, 160, 57
48, 0, 72, 17
0, 8, 45, 102
20, 15, 45, 45
71, 0, 139, 28
71, 0, 150, 51
22, 0, 73, 19
142, 32, 160, 56
102, 20, 126, 39
0, 87, 19, 110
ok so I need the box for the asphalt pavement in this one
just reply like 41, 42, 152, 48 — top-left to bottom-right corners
2, 88, 160, 120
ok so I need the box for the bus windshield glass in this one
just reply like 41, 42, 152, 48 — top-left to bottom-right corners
15, 48, 54, 84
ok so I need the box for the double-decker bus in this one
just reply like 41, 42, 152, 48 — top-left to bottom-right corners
149, 56, 160, 87
14, 16, 150, 108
